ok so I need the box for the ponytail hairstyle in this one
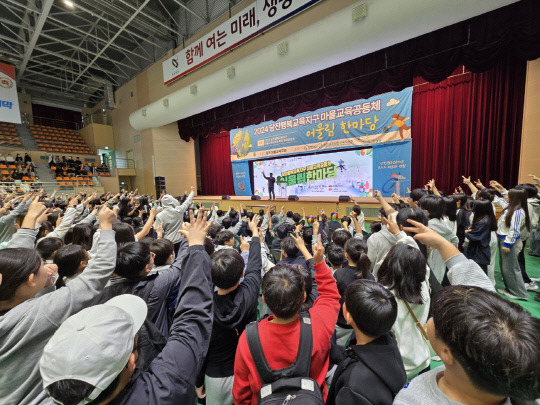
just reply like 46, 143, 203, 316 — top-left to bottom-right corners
505, 189, 530, 231
472, 200, 497, 232
377, 244, 426, 305
452, 193, 468, 209
344, 238, 371, 279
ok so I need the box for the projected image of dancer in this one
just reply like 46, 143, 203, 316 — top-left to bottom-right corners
262, 170, 276, 200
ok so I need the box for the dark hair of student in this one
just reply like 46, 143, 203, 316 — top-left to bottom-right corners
504, 189, 530, 231
113, 222, 136, 244
331, 229, 352, 248
292, 213, 302, 223
216, 209, 224, 217
515, 183, 538, 199
379, 203, 400, 219
46, 369, 122, 405
116, 242, 151, 280
116, 197, 131, 218
452, 193, 468, 208
327, 244, 344, 268
207, 223, 222, 240
37, 221, 54, 239
262, 264, 305, 319
71, 223, 94, 251
410, 188, 430, 202
229, 208, 237, 218
149, 238, 174, 266
281, 236, 299, 257
286, 210, 293, 218
132, 216, 143, 230
122, 217, 133, 226
352, 205, 362, 215
472, 200, 498, 232
211, 249, 244, 289
345, 279, 398, 338
204, 238, 215, 256
476, 188, 495, 202
443, 197, 458, 222
222, 217, 232, 229
296, 265, 313, 313
214, 230, 234, 246
302, 226, 313, 245
341, 216, 350, 226
0, 248, 42, 301
63, 228, 74, 245
344, 238, 371, 279
418, 194, 446, 220
276, 224, 289, 240
396, 207, 430, 258
370, 221, 382, 234
259, 209, 265, 216
432, 285, 540, 400
53, 245, 87, 288
320, 214, 327, 224
377, 244, 426, 305
36, 237, 64, 261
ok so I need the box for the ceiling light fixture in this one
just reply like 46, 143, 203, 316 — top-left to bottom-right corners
64, 0, 74, 8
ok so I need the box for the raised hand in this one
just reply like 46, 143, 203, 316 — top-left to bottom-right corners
186, 209, 213, 246
248, 214, 260, 237
98, 206, 117, 230
240, 236, 250, 252
381, 215, 400, 235
313, 240, 325, 264
462, 176, 471, 185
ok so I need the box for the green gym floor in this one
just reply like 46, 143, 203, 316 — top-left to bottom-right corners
493, 249, 540, 318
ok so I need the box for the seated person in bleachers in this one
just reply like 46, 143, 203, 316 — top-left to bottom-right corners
82, 163, 91, 174
54, 155, 61, 165
54, 165, 63, 177
15, 154, 23, 164
11, 169, 23, 181
24, 153, 32, 165
48, 153, 54, 167
67, 156, 75, 167
6, 153, 15, 163
61, 156, 67, 165
277, 236, 308, 270
75, 156, 82, 167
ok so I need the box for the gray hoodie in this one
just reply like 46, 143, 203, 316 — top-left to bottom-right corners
0, 228, 117, 405
155, 192, 194, 244
427, 218, 459, 282
0, 199, 31, 244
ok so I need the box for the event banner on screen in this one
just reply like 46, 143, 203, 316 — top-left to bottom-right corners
230, 88, 412, 161
252, 149, 373, 198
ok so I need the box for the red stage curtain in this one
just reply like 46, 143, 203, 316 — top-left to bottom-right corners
199, 131, 235, 196
411, 57, 526, 193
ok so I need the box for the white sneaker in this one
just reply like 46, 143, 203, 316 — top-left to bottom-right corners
497, 288, 528, 301
525, 283, 539, 291
530, 277, 540, 282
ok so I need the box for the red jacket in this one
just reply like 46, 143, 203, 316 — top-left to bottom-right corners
232, 261, 341, 404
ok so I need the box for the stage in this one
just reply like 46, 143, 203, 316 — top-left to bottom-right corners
193, 195, 388, 222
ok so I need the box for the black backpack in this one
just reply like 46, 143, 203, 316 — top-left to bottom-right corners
246, 313, 325, 405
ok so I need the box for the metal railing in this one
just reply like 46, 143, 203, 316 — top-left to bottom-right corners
33, 116, 81, 130
114, 158, 135, 169
82, 111, 112, 127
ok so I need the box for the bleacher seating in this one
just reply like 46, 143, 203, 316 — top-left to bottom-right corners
30, 124, 93, 154
49, 165, 94, 187
0, 122, 23, 147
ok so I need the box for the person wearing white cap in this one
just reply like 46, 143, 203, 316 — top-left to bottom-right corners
0, 201, 118, 405
40, 209, 215, 405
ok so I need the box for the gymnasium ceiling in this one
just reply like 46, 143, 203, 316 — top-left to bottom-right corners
0, 0, 242, 109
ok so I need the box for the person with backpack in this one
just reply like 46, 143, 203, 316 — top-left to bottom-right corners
232, 235, 340, 404
326, 279, 406, 405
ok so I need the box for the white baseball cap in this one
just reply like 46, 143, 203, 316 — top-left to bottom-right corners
40, 295, 148, 405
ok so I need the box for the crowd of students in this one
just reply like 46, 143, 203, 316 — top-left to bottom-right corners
0, 177, 539, 405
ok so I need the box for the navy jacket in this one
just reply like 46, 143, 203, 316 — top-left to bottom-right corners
111, 245, 214, 405
465, 218, 492, 265
327, 333, 406, 405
